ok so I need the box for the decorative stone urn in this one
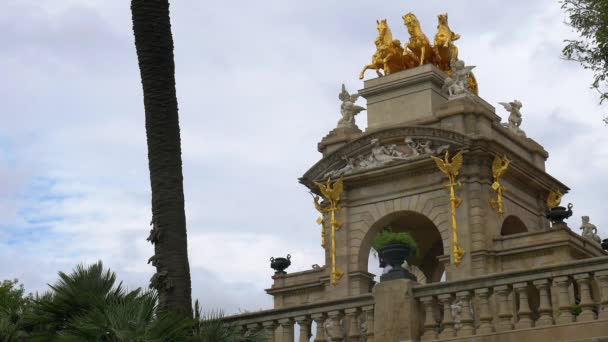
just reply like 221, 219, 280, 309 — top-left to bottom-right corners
546, 203, 573, 226
601, 239, 608, 251
378, 244, 417, 282
270, 254, 291, 275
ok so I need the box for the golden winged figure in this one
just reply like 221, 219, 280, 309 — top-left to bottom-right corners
547, 190, 563, 209
431, 150, 466, 265
314, 177, 344, 204
491, 155, 510, 190
313, 177, 345, 285
431, 150, 465, 182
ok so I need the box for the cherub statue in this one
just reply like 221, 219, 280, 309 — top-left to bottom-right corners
337, 84, 366, 129
580, 216, 602, 244
443, 59, 475, 98
499, 100, 526, 137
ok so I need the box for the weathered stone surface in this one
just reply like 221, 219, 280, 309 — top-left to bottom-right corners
372, 279, 419, 342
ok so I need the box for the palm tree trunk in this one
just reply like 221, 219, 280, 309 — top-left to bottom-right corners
130, 0, 192, 316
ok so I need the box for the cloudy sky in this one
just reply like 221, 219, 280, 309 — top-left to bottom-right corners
1, 0, 607, 314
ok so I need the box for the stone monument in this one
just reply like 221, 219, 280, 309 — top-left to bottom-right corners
225, 11, 608, 342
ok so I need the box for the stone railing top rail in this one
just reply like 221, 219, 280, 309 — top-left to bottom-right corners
222, 293, 373, 325
413, 256, 608, 298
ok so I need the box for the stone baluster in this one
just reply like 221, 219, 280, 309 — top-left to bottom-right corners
311, 313, 327, 342
513, 282, 533, 329
278, 318, 295, 342
554, 276, 574, 324
438, 293, 455, 339
263, 321, 278, 342
295, 316, 311, 342
344, 308, 361, 342
494, 285, 513, 332
596, 270, 608, 320
362, 305, 375, 342
325, 310, 344, 342
574, 273, 597, 321
456, 291, 475, 337
533, 279, 554, 326
475, 288, 494, 334
246, 323, 262, 337
420, 296, 438, 340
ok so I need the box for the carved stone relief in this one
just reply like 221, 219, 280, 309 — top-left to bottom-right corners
322, 137, 450, 179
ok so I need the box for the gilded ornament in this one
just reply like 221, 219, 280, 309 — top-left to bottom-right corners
490, 155, 510, 217
311, 193, 327, 249
358, 12, 480, 94
314, 177, 345, 286
433, 13, 478, 95
359, 19, 408, 80
431, 150, 465, 266
547, 190, 563, 209
402, 13, 434, 66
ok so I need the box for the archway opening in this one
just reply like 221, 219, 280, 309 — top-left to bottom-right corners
501, 215, 528, 236
362, 210, 444, 283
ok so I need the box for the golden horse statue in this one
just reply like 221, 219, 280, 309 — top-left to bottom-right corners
359, 19, 408, 80
433, 13, 478, 94
402, 13, 435, 66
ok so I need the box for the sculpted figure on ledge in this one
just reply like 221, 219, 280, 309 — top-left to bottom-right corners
499, 100, 527, 137
580, 216, 602, 244
336, 84, 366, 130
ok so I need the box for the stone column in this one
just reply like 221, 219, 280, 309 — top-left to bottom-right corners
361, 305, 375, 342
420, 296, 438, 340
494, 285, 513, 332
372, 279, 420, 341
456, 291, 475, 337
513, 282, 533, 329
574, 273, 596, 321
311, 313, 327, 342
278, 318, 295, 342
475, 288, 494, 334
345, 308, 361, 342
596, 270, 608, 320
295, 316, 311, 342
554, 276, 574, 324
533, 279, 554, 326
325, 311, 344, 342
438, 294, 455, 339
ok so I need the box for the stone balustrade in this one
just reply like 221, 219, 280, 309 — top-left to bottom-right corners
224, 257, 608, 341
223, 294, 374, 342
412, 256, 608, 341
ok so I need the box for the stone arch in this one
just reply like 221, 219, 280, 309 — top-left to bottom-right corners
500, 215, 528, 236
358, 210, 446, 283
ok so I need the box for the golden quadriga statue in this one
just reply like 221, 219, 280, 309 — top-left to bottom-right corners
360, 12, 478, 95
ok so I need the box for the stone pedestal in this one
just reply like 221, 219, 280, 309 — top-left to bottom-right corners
372, 279, 419, 342
318, 126, 362, 156
359, 64, 448, 130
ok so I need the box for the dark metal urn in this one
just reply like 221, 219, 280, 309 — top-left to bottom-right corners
546, 203, 573, 226
602, 239, 608, 251
378, 244, 417, 282
270, 254, 291, 275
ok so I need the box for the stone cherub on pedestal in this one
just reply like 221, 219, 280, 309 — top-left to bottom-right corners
442, 58, 475, 98
499, 100, 526, 137
580, 216, 602, 244
337, 84, 366, 130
